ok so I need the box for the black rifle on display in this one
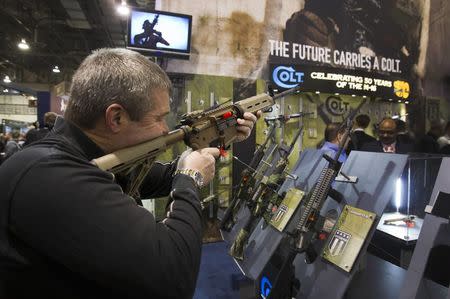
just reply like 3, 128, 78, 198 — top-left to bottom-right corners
264, 112, 314, 123
220, 123, 277, 232
229, 127, 303, 260
265, 99, 366, 299
220, 112, 312, 232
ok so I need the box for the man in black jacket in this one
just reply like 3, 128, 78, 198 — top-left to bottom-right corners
395, 119, 415, 145
0, 48, 258, 298
23, 111, 58, 147
347, 114, 376, 153
361, 118, 414, 154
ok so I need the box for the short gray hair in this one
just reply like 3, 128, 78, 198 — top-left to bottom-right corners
65, 48, 171, 129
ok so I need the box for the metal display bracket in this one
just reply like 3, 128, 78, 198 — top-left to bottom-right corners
335, 170, 358, 184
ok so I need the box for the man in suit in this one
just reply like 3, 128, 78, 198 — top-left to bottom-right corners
347, 114, 376, 153
361, 118, 414, 154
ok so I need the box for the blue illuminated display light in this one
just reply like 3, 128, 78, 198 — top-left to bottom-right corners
260, 275, 273, 298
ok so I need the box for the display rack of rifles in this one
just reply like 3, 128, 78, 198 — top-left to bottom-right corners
221, 111, 314, 260
220, 99, 366, 299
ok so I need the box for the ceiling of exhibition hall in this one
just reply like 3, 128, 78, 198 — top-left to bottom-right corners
0, 0, 155, 84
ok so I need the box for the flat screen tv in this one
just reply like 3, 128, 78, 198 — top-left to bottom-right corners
127, 8, 192, 59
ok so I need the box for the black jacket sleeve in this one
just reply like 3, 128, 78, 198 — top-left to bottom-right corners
139, 159, 178, 198
9, 155, 202, 298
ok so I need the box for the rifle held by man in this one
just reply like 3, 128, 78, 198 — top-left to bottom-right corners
91, 86, 301, 197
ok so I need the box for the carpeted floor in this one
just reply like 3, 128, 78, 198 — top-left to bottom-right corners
193, 241, 251, 299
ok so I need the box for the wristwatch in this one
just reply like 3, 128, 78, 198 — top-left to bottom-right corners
174, 169, 204, 188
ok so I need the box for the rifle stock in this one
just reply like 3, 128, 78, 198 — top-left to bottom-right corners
92, 128, 188, 173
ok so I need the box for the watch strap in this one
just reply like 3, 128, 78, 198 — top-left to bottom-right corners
173, 168, 204, 188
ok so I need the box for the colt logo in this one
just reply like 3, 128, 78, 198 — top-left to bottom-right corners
272, 66, 304, 89
325, 96, 350, 116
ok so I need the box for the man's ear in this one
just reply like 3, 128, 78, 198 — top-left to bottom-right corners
105, 104, 129, 133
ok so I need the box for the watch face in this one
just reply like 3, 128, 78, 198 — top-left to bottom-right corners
195, 172, 204, 187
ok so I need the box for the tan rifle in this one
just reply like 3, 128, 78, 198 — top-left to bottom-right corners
91, 87, 300, 198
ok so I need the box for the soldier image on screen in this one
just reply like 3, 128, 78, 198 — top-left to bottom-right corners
133, 14, 170, 48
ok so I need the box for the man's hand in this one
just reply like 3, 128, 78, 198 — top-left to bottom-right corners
178, 148, 220, 186
235, 111, 262, 142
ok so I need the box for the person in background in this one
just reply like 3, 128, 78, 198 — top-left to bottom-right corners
441, 144, 450, 155
437, 121, 450, 150
18, 133, 26, 147
23, 111, 58, 147
347, 114, 376, 154
395, 119, 415, 145
320, 122, 348, 162
0, 133, 5, 153
361, 118, 414, 154
0, 48, 259, 298
0, 133, 6, 163
3, 131, 22, 160
416, 119, 443, 154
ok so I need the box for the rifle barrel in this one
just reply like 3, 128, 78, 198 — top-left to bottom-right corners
264, 112, 313, 122
272, 86, 301, 100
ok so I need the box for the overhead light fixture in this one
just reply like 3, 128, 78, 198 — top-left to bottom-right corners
117, 0, 130, 16
3, 75, 11, 83
315, 91, 320, 94
18, 38, 30, 50
362, 95, 367, 98
52, 66, 61, 73
351, 94, 356, 97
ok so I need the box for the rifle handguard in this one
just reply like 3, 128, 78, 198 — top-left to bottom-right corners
182, 94, 274, 150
